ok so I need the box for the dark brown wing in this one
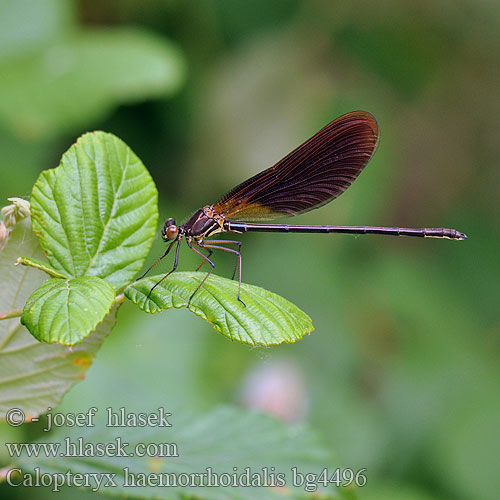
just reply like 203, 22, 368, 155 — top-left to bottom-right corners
213, 111, 379, 221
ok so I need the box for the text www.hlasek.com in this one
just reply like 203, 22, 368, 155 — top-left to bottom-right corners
6, 437, 178, 458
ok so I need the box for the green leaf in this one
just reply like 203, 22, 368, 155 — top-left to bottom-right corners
125, 273, 314, 346
21, 276, 115, 345
0, 200, 116, 418
30, 131, 158, 291
0, 28, 186, 138
16, 406, 346, 499
0, 0, 74, 63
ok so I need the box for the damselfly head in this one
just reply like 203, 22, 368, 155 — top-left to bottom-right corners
162, 218, 179, 241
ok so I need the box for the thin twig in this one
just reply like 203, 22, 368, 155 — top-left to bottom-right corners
0, 309, 22, 320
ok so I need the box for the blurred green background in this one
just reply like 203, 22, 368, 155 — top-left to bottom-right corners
1, 1, 499, 499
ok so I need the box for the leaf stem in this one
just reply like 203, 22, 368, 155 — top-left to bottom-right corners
0, 309, 22, 320
15, 257, 67, 279
114, 293, 126, 306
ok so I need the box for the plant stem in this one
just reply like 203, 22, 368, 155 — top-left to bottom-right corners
15, 257, 67, 279
0, 309, 22, 320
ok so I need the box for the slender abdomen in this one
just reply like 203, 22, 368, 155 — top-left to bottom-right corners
226, 222, 467, 240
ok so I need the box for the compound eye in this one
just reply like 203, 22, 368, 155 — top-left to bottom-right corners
165, 225, 178, 240
162, 218, 178, 240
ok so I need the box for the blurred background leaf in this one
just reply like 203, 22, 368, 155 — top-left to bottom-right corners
1, 1, 499, 499
0, 23, 185, 139
17, 406, 342, 499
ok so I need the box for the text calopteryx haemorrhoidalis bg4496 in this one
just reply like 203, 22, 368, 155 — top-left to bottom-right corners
141, 111, 467, 305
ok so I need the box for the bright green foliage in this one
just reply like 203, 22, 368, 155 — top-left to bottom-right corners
126, 273, 314, 346
16, 406, 347, 499
0, 200, 116, 418
21, 276, 115, 345
30, 131, 158, 292
16, 129, 314, 349
21, 130, 313, 349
